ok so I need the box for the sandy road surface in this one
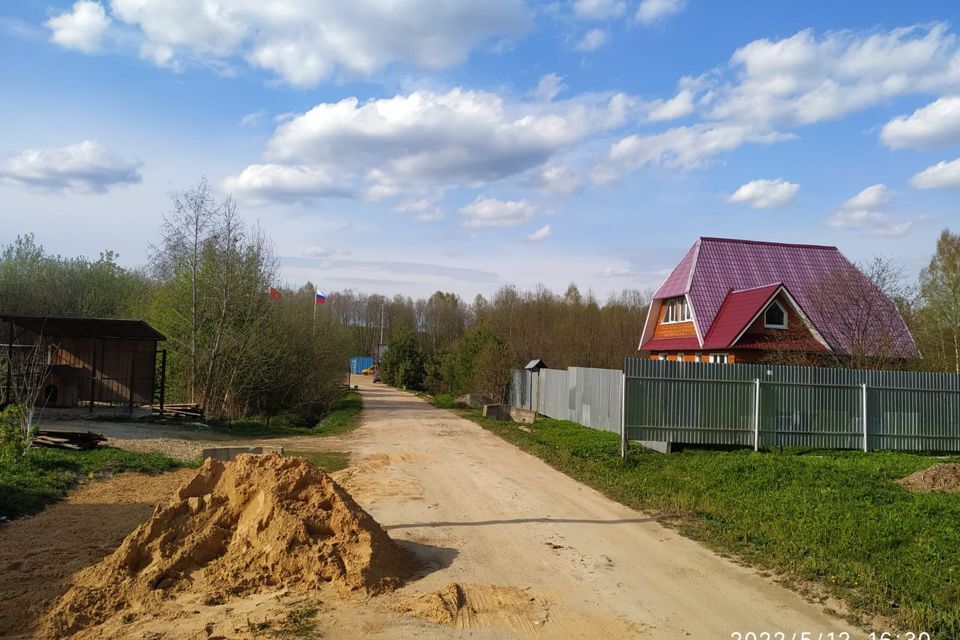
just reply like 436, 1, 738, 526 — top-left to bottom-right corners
336, 376, 850, 639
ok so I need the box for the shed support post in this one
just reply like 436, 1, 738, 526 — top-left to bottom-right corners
620, 372, 627, 459
862, 382, 868, 452
753, 378, 761, 452
88, 340, 98, 413
4, 321, 13, 405
128, 349, 136, 413
159, 349, 167, 416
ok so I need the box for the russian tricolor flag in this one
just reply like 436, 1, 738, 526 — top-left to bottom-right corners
315, 289, 326, 305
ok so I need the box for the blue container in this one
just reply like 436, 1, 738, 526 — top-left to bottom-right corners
350, 356, 374, 374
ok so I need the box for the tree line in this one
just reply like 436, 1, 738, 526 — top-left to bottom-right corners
1, 177, 960, 423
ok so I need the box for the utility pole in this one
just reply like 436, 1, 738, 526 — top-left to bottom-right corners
379, 301, 385, 356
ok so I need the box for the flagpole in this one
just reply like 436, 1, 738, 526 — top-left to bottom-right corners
312, 289, 317, 333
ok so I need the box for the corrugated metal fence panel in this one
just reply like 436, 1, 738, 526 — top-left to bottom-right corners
538, 368, 572, 421
508, 367, 623, 433
624, 358, 960, 452
869, 386, 960, 452
625, 377, 754, 446
758, 382, 862, 450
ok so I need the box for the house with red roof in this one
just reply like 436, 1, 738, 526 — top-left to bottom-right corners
640, 237, 918, 364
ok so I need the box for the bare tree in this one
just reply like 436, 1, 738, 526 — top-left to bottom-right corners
808, 256, 915, 369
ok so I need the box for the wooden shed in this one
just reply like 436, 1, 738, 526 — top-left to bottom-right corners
0, 315, 166, 413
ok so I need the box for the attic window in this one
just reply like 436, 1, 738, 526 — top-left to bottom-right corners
764, 301, 787, 329
663, 297, 692, 323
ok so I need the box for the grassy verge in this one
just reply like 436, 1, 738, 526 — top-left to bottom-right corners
209, 390, 364, 438
284, 450, 350, 472
0, 447, 182, 521
452, 405, 960, 635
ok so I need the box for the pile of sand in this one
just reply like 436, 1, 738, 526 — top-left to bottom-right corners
43, 454, 410, 637
898, 463, 960, 493
393, 583, 548, 629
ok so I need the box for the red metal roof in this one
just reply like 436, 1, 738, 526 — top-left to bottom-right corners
702, 283, 782, 349
640, 337, 701, 351
649, 237, 918, 358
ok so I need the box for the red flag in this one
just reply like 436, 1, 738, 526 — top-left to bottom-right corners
269, 287, 282, 301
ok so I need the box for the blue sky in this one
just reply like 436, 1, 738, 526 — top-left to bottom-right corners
2, 0, 960, 299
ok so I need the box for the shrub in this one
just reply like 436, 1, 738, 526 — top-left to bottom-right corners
0, 405, 30, 464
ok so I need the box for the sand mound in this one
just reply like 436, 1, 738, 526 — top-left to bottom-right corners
393, 583, 549, 629
44, 454, 410, 636
899, 463, 960, 493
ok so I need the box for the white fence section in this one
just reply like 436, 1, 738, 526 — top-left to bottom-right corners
510, 367, 622, 433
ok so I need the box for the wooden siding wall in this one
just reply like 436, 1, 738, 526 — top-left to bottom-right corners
50, 337, 157, 406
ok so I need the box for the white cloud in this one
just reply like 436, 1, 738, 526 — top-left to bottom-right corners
460, 197, 537, 227
0, 140, 141, 193
842, 184, 891, 210
229, 87, 630, 202
599, 266, 633, 277
575, 28, 608, 52
727, 178, 799, 209
525, 224, 551, 242
646, 88, 695, 121
394, 198, 446, 221
594, 123, 793, 183
223, 163, 353, 203
827, 183, 912, 236
103, 0, 531, 87
303, 247, 347, 258
595, 23, 960, 183
881, 96, 960, 149
534, 73, 567, 102
45, 1, 111, 54
707, 24, 960, 127
239, 110, 266, 127
573, 0, 626, 20
910, 157, 960, 189
826, 210, 912, 237
636, 0, 685, 24
530, 164, 584, 196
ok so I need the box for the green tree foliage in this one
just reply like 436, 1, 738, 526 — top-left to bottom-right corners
0, 235, 150, 317
380, 330, 425, 389
918, 229, 960, 374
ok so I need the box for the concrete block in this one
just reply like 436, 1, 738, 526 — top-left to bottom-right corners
201, 446, 284, 462
509, 407, 537, 424
482, 404, 512, 421
636, 440, 673, 454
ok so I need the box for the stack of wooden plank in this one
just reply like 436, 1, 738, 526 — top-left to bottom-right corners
152, 403, 203, 419
33, 429, 107, 451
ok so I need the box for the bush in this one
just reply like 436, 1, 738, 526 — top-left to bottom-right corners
0, 405, 30, 464
441, 327, 514, 401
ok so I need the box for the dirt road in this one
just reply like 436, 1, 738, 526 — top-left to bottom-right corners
335, 376, 850, 638
5, 378, 853, 638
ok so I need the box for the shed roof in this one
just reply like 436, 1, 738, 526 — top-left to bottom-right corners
0, 315, 166, 340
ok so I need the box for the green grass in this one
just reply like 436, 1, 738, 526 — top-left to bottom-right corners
211, 390, 364, 438
0, 446, 182, 521
455, 406, 960, 636
284, 450, 350, 472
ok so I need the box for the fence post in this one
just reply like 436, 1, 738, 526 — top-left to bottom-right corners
862, 382, 868, 452
753, 378, 761, 452
620, 372, 627, 459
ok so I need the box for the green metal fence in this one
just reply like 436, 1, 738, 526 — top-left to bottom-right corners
624, 359, 960, 452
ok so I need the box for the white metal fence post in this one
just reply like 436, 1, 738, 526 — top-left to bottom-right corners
754, 378, 761, 452
862, 382, 868, 452
620, 372, 627, 459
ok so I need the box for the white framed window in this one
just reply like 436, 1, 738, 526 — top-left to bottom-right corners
677, 352, 685, 362
657, 353, 668, 361
662, 296, 692, 324
764, 301, 787, 329
709, 353, 729, 364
